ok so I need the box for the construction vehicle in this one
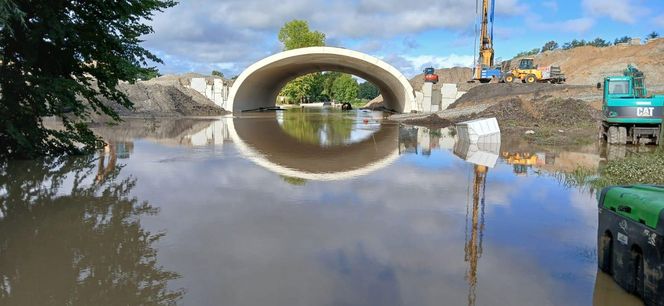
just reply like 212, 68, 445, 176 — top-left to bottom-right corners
423, 67, 439, 84
472, 0, 502, 83
502, 58, 566, 84
501, 151, 540, 175
600, 65, 664, 145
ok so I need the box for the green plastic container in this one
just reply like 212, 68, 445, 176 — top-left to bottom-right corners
597, 185, 664, 306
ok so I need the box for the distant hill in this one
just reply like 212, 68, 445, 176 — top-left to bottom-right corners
510, 38, 664, 92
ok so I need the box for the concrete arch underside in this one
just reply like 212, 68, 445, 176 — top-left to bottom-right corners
228, 47, 416, 113
227, 115, 399, 181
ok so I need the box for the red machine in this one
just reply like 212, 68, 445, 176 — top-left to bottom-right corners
424, 67, 439, 84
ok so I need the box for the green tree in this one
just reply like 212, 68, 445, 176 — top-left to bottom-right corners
613, 36, 631, 45
331, 74, 359, 102
589, 37, 610, 47
0, 0, 175, 159
0, 1, 24, 34
541, 41, 559, 52
137, 69, 162, 81
280, 74, 316, 104
211, 70, 224, 78
647, 31, 659, 39
277, 20, 326, 103
278, 20, 325, 51
322, 71, 342, 99
358, 82, 380, 100
515, 48, 539, 57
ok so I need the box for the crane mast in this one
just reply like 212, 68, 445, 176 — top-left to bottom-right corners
473, 0, 497, 82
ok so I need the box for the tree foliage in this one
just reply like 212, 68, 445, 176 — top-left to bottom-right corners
541, 41, 559, 52
613, 36, 631, 45
515, 48, 539, 58
0, 0, 176, 159
280, 74, 317, 103
647, 31, 660, 39
277, 20, 327, 103
211, 70, 224, 78
331, 74, 359, 102
278, 20, 325, 51
358, 82, 380, 100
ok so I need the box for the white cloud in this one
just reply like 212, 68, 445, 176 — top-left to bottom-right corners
582, 0, 646, 24
382, 54, 474, 78
526, 16, 595, 33
143, 0, 527, 75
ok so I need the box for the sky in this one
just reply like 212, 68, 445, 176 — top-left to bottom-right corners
142, 0, 664, 78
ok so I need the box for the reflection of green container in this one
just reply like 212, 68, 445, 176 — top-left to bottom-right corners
597, 185, 664, 306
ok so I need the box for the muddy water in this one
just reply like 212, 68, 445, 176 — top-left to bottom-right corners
0, 109, 646, 305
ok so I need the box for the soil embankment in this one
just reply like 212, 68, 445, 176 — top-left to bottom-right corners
390, 40, 664, 144
101, 74, 229, 118
517, 38, 664, 92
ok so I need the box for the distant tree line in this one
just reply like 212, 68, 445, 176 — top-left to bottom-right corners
514, 31, 660, 58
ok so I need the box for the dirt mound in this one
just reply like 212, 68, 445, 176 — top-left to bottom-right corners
476, 97, 600, 127
410, 67, 477, 91
511, 39, 664, 92
450, 83, 602, 110
103, 81, 227, 117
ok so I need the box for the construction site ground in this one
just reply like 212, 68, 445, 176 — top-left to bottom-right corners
390, 83, 603, 145
388, 39, 664, 145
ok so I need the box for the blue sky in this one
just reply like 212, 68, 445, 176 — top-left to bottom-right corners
143, 0, 664, 78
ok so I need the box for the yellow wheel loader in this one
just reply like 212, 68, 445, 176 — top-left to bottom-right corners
502, 58, 566, 84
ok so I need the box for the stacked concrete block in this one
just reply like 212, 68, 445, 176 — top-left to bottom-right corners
431, 86, 442, 112
421, 83, 433, 113
190, 78, 207, 95
441, 83, 460, 110
188, 77, 230, 109
213, 79, 225, 108
414, 91, 424, 112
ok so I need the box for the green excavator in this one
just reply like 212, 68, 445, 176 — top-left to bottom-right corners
600, 65, 664, 145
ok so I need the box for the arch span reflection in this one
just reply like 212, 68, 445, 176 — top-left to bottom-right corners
227, 112, 400, 181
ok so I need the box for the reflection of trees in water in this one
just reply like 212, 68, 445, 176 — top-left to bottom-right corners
280, 175, 307, 186
280, 109, 353, 146
0, 153, 183, 306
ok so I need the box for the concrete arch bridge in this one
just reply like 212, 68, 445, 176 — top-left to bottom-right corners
227, 47, 417, 113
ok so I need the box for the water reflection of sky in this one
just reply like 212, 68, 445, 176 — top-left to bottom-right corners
114, 121, 602, 306
1, 116, 643, 306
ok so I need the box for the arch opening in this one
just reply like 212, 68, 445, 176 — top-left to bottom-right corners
228, 47, 416, 113
276, 72, 381, 105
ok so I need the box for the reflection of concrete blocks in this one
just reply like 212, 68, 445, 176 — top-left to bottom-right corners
456, 117, 501, 143
453, 138, 500, 168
